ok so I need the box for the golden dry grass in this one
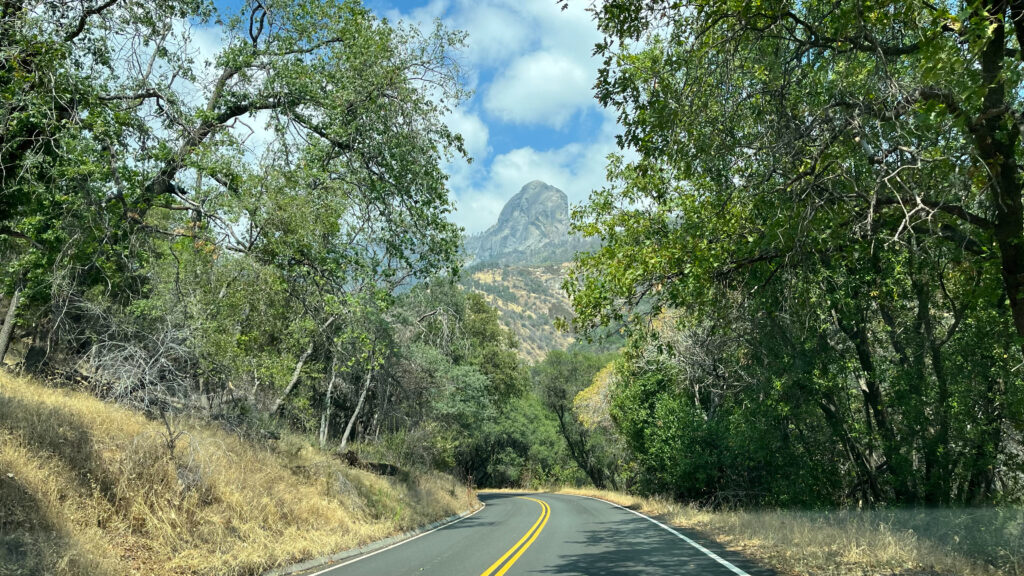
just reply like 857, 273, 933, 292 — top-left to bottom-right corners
471, 270, 499, 283
556, 487, 1021, 576
0, 372, 476, 576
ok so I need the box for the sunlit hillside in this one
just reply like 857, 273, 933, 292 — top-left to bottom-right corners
459, 263, 575, 361
0, 372, 475, 576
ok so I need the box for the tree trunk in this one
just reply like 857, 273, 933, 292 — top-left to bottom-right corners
339, 364, 373, 451
318, 362, 338, 448
817, 397, 883, 503
269, 339, 314, 416
844, 320, 895, 445
978, 3, 1024, 358
268, 316, 335, 416
967, 378, 1006, 504
955, 4, 1017, 506
842, 315, 914, 501
923, 287, 954, 504
373, 384, 390, 441
554, 402, 605, 488
0, 285, 22, 367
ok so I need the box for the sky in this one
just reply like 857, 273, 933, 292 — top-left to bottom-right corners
214, 0, 620, 234
369, 0, 619, 234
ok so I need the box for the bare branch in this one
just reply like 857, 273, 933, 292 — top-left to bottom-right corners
64, 0, 120, 42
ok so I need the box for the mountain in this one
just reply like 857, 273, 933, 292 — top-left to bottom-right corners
460, 263, 575, 360
463, 180, 596, 266
459, 180, 598, 361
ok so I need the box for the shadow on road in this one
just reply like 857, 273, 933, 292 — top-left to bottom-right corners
535, 517, 776, 576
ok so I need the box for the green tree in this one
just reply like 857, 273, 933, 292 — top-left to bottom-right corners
534, 349, 619, 488
1, 0, 467, 421
0, 0, 208, 363
564, 0, 1024, 505
350, 280, 573, 487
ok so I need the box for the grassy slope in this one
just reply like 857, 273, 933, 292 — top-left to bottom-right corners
0, 372, 477, 576
460, 264, 574, 361
556, 487, 1020, 576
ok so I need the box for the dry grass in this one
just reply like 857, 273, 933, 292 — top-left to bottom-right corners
0, 372, 477, 576
556, 487, 1021, 576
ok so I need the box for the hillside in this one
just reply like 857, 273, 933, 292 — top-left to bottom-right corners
0, 372, 476, 576
460, 263, 575, 361
460, 181, 598, 361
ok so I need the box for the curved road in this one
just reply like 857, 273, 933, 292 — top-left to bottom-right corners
309, 493, 772, 576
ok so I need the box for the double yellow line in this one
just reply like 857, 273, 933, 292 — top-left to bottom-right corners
479, 497, 550, 576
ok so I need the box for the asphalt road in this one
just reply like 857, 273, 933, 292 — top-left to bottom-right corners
312, 492, 772, 576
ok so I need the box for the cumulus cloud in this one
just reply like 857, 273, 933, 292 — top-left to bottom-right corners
445, 108, 490, 161
383, 0, 623, 233
447, 107, 624, 233
459, 0, 601, 129
393, 0, 602, 128
483, 50, 593, 128
454, 3, 533, 67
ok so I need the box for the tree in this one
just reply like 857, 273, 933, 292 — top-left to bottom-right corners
534, 349, 619, 488
564, 0, 1024, 504
336, 279, 573, 487
1, 0, 208, 366
1, 0, 467, 420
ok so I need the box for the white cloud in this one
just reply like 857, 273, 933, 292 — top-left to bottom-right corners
454, 3, 533, 67
383, 0, 623, 233
451, 0, 600, 65
488, 147, 573, 193
457, 0, 601, 129
453, 191, 508, 232
483, 50, 593, 129
383, 0, 448, 25
448, 107, 625, 233
391, 0, 602, 129
445, 108, 490, 160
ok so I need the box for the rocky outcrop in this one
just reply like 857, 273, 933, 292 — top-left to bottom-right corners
463, 180, 593, 265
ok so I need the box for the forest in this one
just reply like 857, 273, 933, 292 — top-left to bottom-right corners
562, 0, 1024, 506
0, 0, 591, 493
2, 0, 1024, 528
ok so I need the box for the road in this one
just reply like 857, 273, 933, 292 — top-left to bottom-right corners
310, 492, 772, 576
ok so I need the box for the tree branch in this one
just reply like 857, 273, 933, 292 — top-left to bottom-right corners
64, 0, 120, 42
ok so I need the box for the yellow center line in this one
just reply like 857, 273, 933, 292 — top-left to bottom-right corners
480, 497, 550, 576
494, 498, 550, 576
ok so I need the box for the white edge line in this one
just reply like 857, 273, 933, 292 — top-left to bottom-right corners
568, 494, 750, 576
306, 503, 487, 576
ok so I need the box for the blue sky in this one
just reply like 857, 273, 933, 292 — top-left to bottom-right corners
214, 0, 619, 233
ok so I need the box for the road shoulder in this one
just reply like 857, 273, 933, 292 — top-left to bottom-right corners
262, 503, 486, 576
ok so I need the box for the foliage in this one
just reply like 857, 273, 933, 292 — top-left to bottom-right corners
534, 348, 625, 489
0, 0, 467, 431
563, 0, 1024, 506
352, 280, 577, 488
0, 0, 582, 496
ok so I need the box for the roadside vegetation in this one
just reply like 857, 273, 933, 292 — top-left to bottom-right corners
557, 487, 1020, 576
538, 1, 1024, 574
0, 371, 475, 576
4, 0, 1024, 575
0, 5, 550, 572
556, 0, 1024, 509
